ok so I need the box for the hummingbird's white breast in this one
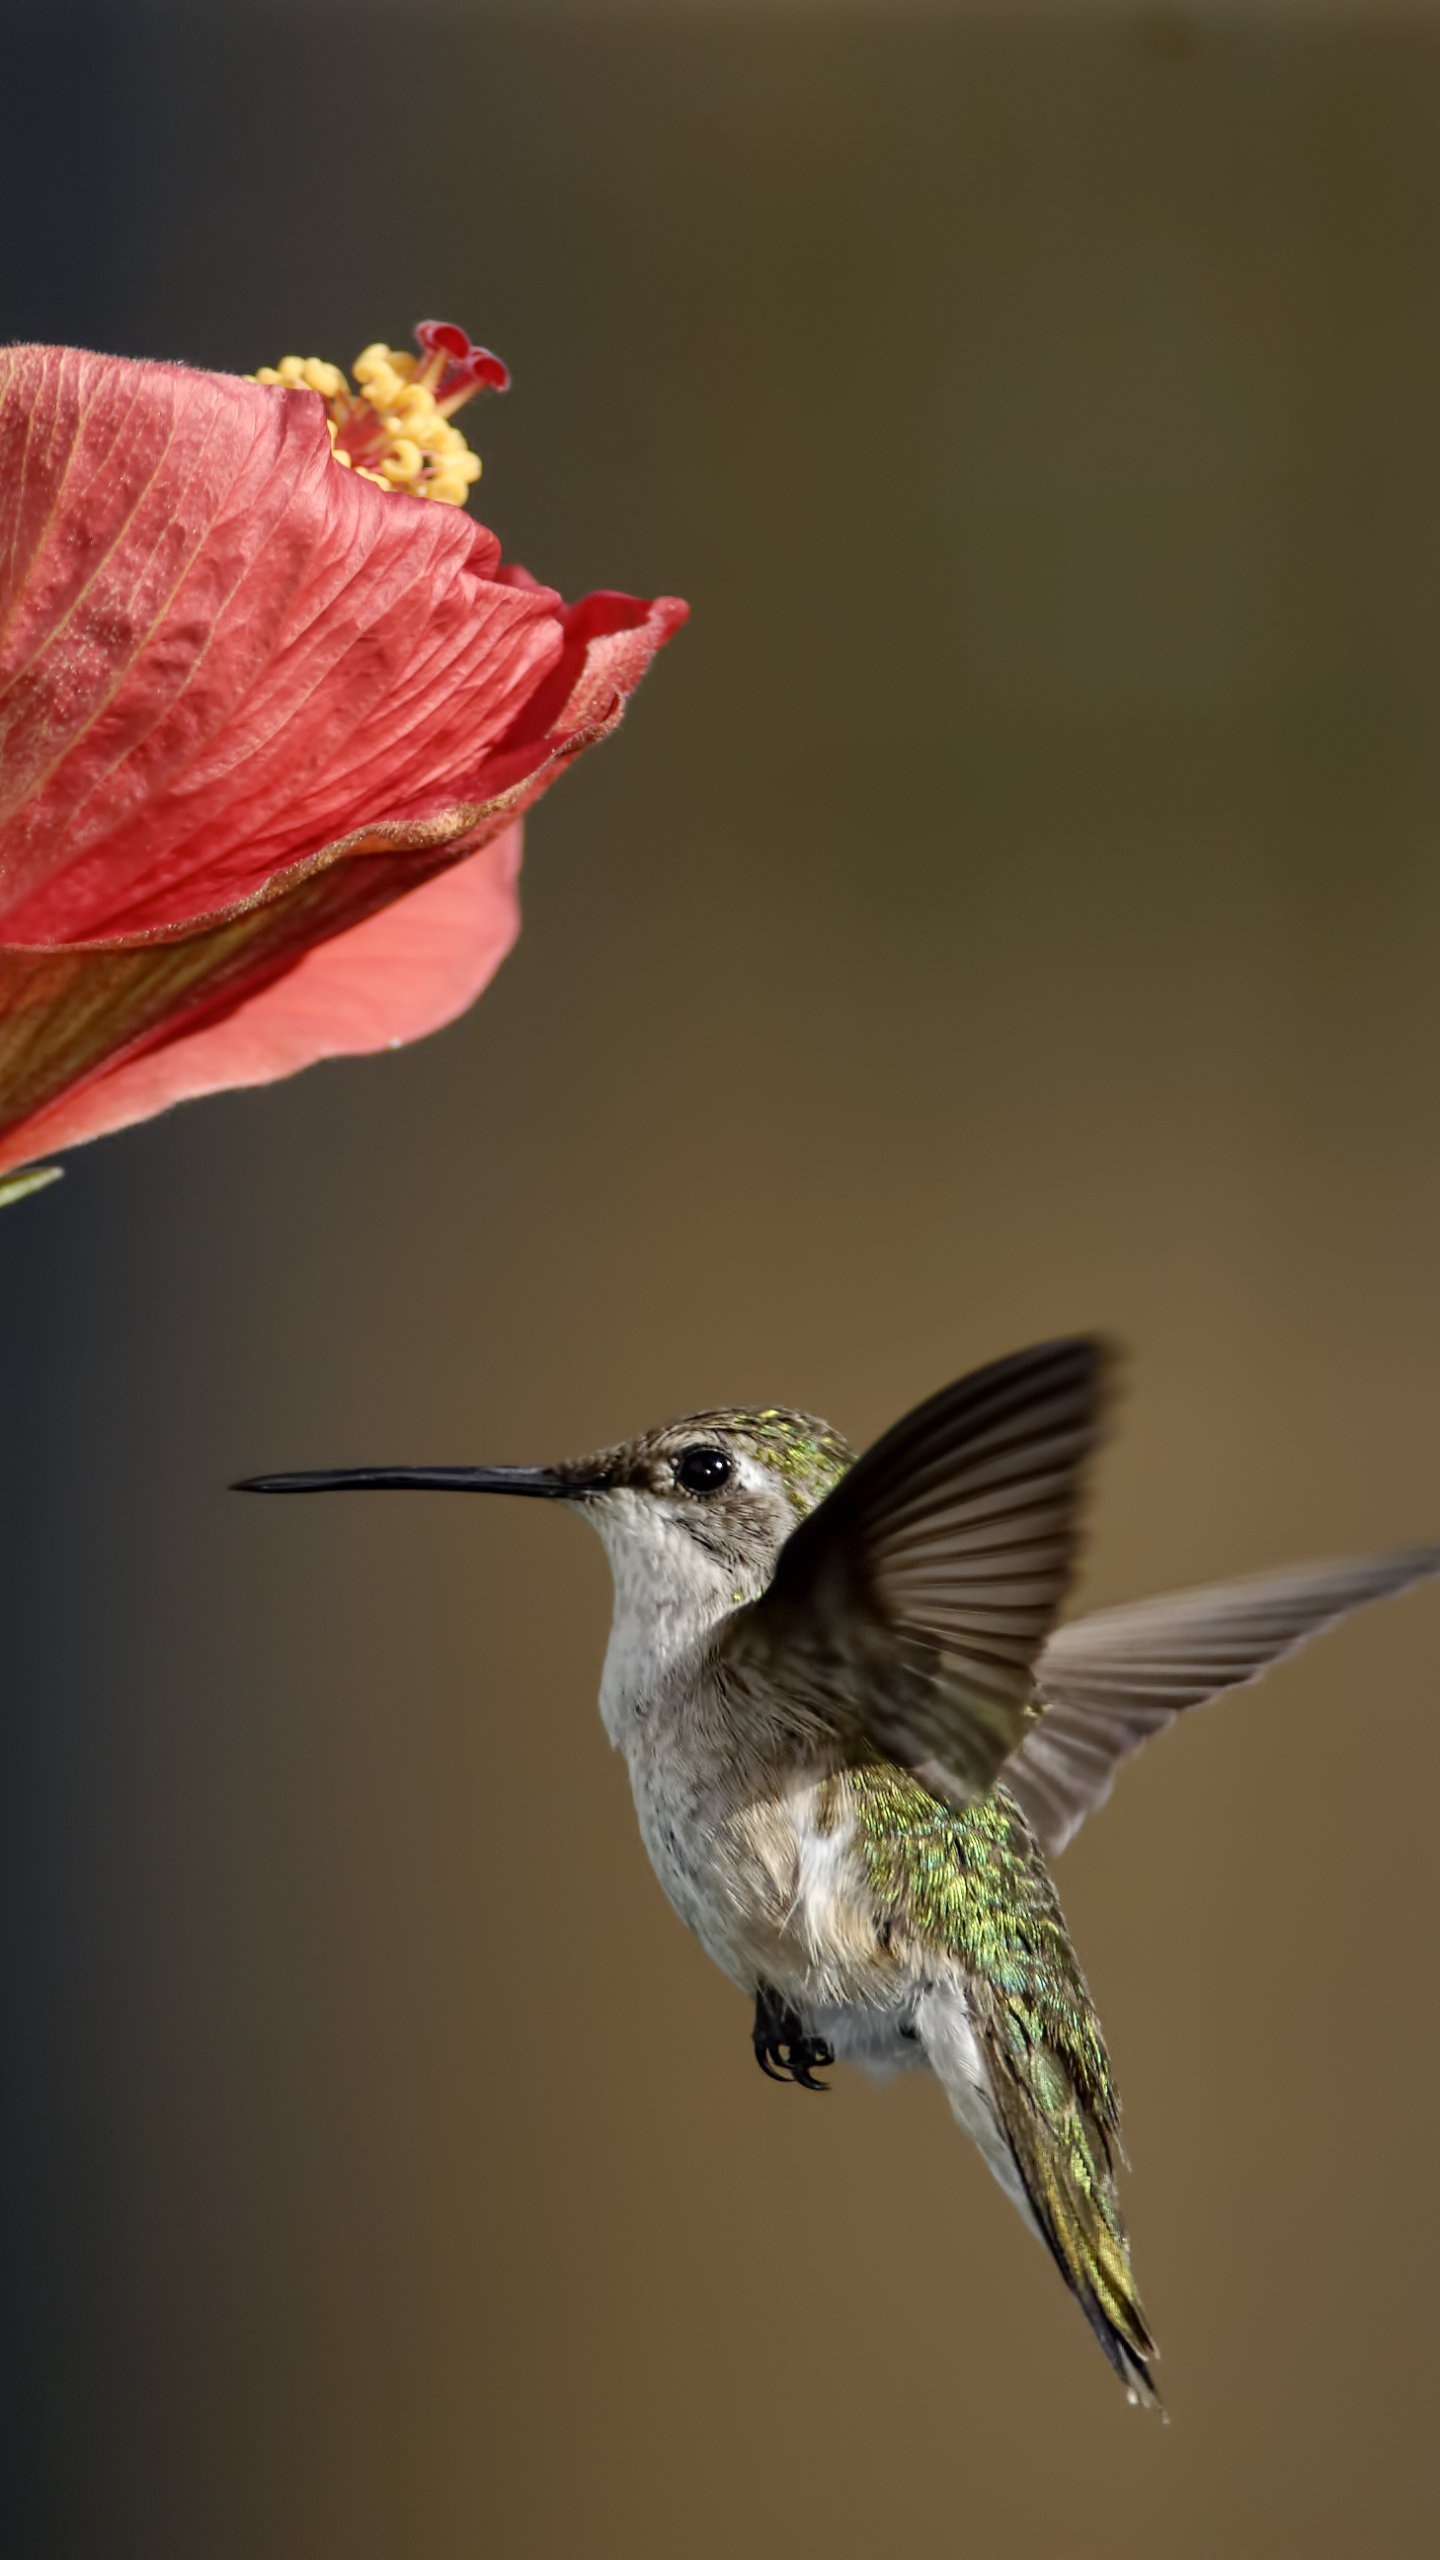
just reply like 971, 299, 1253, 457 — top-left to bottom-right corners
581, 1462, 918, 2028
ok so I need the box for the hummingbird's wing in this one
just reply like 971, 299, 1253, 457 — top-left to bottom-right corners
723, 1338, 1110, 1800
1008, 1547, 1440, 1856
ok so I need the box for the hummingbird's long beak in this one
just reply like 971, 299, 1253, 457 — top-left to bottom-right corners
231, 1463, 598, 1499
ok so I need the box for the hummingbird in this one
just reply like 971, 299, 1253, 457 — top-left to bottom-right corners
236, 1338, 1439, 2405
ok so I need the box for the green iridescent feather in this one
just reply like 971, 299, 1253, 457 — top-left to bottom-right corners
721, 1409, 855, 1516
843, 1762, 1156, 2400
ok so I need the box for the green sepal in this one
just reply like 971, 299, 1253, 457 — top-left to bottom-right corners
0, 1165, 63, 1209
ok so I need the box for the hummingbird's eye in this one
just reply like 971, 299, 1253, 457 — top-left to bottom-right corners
674, 1445, 732, 1497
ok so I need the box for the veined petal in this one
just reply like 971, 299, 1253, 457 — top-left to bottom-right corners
0, 826, 522, 1173
1, 347, 569, 939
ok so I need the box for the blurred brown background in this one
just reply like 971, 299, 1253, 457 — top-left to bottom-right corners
6, 2, 1440, 2553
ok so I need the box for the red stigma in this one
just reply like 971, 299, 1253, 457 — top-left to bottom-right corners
413, 320, 511, 398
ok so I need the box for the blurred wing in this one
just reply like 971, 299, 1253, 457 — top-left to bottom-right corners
1008, 1548, 1440, 1856
724, 1338, 1111, 1801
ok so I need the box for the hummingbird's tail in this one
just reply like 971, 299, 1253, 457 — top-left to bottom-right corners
920, 1982, 1160, 2409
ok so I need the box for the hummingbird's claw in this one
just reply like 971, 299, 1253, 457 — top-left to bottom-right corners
752, 1988, 836, 2090
788, 2031, 836, 2091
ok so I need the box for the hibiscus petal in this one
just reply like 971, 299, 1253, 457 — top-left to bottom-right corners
0, 340, 685, 1178
0, 825, 522, 1173
0, 345, 684, 943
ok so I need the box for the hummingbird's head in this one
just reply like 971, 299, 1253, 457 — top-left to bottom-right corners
565, 1407, 857, 1611
236, 1406, 855, 1616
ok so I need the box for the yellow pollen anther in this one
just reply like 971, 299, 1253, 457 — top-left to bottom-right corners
248, 331, 496, 506
379, 439, 424, 485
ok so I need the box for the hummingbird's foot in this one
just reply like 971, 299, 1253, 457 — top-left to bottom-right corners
752, 1987, 836, 2091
